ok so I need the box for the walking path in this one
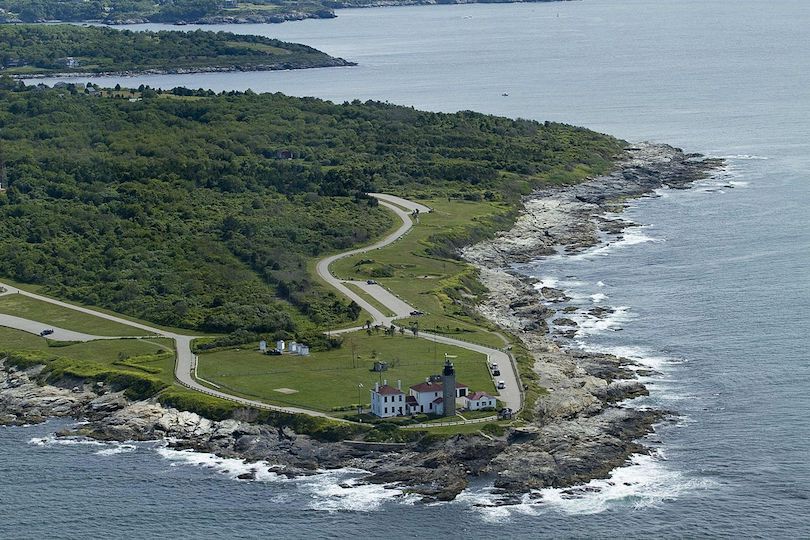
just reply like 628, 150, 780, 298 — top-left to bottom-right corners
0, 193, 523, 422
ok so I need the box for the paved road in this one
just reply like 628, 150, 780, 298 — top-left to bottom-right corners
0, 313, 126, 342
0, 192, 523, 418
0, 282, 343, 420
316, 195, 523, 413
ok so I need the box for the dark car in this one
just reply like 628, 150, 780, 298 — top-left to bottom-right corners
409, 310, 424, 316
492, 369, 501, 376
40, 329, 54, 337
265, 349, 282, 356
366, 279, 378, 285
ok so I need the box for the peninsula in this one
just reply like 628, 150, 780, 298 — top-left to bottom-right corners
0, 25, 353, 77
0, 82, 719, 502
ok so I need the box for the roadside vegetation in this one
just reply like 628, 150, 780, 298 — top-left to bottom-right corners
0, 25, 350, 76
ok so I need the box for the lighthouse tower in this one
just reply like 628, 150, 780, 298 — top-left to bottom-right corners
442, 358, 456, 417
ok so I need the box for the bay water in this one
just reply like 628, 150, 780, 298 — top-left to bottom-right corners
11, 0, 810, 537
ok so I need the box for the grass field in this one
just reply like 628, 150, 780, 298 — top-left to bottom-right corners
0, 294, 152, 337
329, 198, 508, 348
0, 327, 176, 384
197, 330, 495, 413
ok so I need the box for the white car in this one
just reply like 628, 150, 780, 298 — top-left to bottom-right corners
497, 380, 506, 389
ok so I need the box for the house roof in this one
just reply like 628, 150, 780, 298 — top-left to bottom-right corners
374, 384, 404, 396
467, 391, 494, 401
405, 395, 418, 405
432, 397, 444, 404
409, 381, 468, 393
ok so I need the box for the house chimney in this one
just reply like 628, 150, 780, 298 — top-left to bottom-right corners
374, 382, 379, 392
383, 379, 388, 387
397, 380, 401, 390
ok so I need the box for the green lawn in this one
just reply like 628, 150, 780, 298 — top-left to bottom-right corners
0, 327, 176, 384
0, 294, 152, 337
329, 198, 508, 348
197, 330, 496, 413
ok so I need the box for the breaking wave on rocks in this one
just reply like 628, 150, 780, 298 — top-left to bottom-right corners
155, 446, 415, 512
29, 434, 105, 448
458, 450, 715, 521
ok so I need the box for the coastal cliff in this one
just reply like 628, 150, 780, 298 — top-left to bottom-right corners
0, 143, 720, 503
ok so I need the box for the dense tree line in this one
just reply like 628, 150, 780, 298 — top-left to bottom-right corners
0, 0, 323, 24
0, 25, 346, 75
0, 80, 622, 336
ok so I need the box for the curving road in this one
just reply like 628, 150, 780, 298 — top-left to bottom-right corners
316, 194, 523, 413
0, 282, 341, 419
0, 193, 522, 419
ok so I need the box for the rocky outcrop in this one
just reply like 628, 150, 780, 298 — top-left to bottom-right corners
465, 144, 722, 267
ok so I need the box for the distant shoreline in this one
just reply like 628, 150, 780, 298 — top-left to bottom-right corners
0, 0, 574, 27
17, 60, 356, 80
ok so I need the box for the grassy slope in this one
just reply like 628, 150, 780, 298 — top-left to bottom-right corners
0, 294, 152, 337
0, 327, 176, 384
197, 330, 493, 412
330, 198, 509, 349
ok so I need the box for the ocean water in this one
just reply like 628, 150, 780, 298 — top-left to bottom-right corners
10, 0, 810, 537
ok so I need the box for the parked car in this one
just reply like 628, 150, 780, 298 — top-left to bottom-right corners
409, 310, 424, 316
366, 279, 378, 285
492, 369, 501, 377
265, 349, 282, 356
497, 380, 506, 389
498, 408, 514, 420
40, 329, 54, 337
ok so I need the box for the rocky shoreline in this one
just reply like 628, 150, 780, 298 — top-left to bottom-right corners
460, 142, 722, 497
0, 143, 721, 504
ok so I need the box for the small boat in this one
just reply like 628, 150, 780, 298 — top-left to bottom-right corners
501, 92, 509, 97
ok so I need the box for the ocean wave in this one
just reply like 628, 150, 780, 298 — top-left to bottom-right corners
719, 154, 769, 160
155, 447, 416, 512
29, 434, 105, 448
575, 343, 682, 372
568, 228, 661, 260
568, 306, 633, 336
458, 452, 716, 520
95, 444, 137, 456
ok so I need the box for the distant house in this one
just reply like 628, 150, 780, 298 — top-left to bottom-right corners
64, 57, 79, 68
275, 150, 294, 160
370, 381, 406, 418
276, 340, 285, 352
297, 345, 310, 356
464, 391, 496, 411
409, 380, 468, 415
222, 0, 238, 7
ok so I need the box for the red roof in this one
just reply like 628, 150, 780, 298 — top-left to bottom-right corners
467, 391, 494, 401
409, 381, 468, 393
405, 395, 418, 405
374, 384, 403, 396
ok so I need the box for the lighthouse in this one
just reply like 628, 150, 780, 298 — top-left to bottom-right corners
442, 358, 456, 417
